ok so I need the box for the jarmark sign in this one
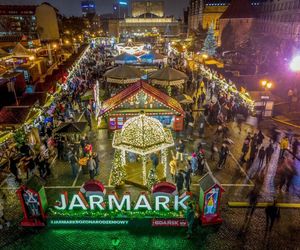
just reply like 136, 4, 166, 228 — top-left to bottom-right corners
55, 193, 190, 211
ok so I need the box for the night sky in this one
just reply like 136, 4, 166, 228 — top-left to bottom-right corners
0, 0, 189, 18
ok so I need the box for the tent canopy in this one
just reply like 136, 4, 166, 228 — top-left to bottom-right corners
114, 53, 138, 64
12, 43, 34, 58
149, 67, 188, 86
104, 65, 142, 84
140, 51, 165, 62
54, 122, 87, 134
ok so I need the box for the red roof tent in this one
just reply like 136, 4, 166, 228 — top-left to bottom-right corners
100, 81, 184, 116
220, 0, 256, 19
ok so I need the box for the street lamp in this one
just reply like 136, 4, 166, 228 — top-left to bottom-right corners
260, 79, 273, 91
260, 79, 273, 118
290, 55, 300, 72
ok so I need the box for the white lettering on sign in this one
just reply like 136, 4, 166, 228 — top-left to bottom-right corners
108, 194, 131, 211
54, 193, 190, 212
54, 194, 67, 210
155, 196, 170, 211
133, 194, 152, 210
89, 195, 105, 210
69, 194, 87, 210
174, 195, 190, 210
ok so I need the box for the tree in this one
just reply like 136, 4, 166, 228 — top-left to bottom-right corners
146, 168, 159, 190
110, 150, 126, 187
202, 23, 218, 57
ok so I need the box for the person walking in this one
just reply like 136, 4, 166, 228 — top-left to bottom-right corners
84, 108, 92, 130
265, 200, 280, 233
185, 203, 195, 239
67, 149, 78, 178
175, 170, 184, 194
93, 152, 100, 176
257, 130, 265, 146
217, 143, 229, 169
265, 143, 274, 164
258, 146, 266, 170
87, 155, 96, 180
240, 135, 251, 163
176, 140, 185, 162
9, 157, 21, 184
169, 157, 177, 180
210, 140, 217, 161
280, 136, 289, 159
190, 153, 198, 174
184, 167, 192, 192
245, 187, 260, 225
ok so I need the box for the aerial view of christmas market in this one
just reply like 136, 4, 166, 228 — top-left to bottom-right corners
0, 0, 300, 249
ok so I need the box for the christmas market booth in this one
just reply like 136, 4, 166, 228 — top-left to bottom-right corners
100, 81, 184, 132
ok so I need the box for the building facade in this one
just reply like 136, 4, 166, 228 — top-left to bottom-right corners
81, 0, 96, 17
219, 0, 256, 49
188, 0, 204, 32
0, 3, 61, 42
132, 1, 164, 17
202, 1, 230, 42
119, 17, 180, 38
255, 0, 300, 43
0, 5, 37, 39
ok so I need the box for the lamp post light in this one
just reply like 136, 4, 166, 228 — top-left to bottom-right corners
260, 79, 273, 118
290, 55, 300, 72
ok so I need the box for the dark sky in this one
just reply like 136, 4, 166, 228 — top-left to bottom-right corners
0, 0, 189, 18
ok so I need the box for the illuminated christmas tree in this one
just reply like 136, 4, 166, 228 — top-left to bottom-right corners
147, 168, 159, 190
110, 150, 126, 187
202, 23, 217, 57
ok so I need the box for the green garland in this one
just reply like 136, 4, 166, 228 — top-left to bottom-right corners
47, 207, 184, 219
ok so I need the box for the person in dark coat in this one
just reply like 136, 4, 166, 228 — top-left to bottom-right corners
184, 168, 192, 192
217, 143, 229, 169
240, 135, 251, 163
265, 143, 274, 164
265, 200, 280, 232
257, 130, 265, 146
84, 108, 92, 130
245, 187, 260, 224
9, 158, 21, 184
258, 146, 266, 169
175, 170, 184, 194
185, 203, 195, 239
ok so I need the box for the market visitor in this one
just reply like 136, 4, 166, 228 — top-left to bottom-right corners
169, 157, 177, 180
87, 155, 96, 180
265, 200, 280, 233
175, 170, 184, 194
185, 203, 195, 239
176, 140, 185, 162
217, 143, 229, 169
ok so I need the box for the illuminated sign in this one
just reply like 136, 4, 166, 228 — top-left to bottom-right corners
54, 193, 190, 211
119, 1, 128, 5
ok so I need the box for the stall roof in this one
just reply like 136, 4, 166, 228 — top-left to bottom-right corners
0, 106, 36, 126
199, 173, 224, 192
19, 92, 48, 106
100, 81, 184, 116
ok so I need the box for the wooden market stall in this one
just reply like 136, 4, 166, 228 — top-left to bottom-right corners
100, 81, 185, 131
